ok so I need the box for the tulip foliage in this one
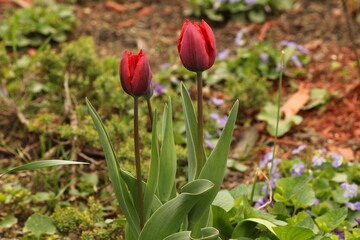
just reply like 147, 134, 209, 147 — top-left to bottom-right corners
86, 85, 239, 239
87, 19, 238, 239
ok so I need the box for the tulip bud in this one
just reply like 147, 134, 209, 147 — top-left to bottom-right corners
177, 19, 216, 72
120, 50, 152, 97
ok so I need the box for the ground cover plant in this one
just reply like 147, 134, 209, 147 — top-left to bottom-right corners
186, 0, 296, 22
0, 0, 359, 239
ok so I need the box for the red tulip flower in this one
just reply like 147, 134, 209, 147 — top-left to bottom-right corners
120, 49, 152, 97
177, 19, 216, 72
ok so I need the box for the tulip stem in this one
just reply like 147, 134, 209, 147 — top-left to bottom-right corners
146, 98, 154, 130
134, 98, 145, 228
196, 71, 204, 177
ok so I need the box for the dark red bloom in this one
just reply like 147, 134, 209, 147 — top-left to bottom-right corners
177, 19, 216, 72
120, 50, 152, 97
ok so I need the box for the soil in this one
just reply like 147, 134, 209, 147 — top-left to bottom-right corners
0, 0, 360, 236
72, 0, 360, 159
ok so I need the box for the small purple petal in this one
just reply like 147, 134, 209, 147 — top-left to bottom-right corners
159, 63, 171, 69
355, 218, 360, 225
291, 145, 306, 155
171, 77, 179, 84
291, 163, 305, 176
259, 51, 269, 64
254, 197, 269, 209
331, 153, 343, 168
313, 198, 320, 206
245, 0, 256, 5
291, 55, 302, 68
281, 40, 297, 48
217, 49, 230, 60
341, 183, 358, 199
205, 131, 213, 138
333, 228, 345, 240
296, 45, 310, 54
211, 97, 225, 105
312, 156, 326, 166
318, 148, 327, 154
210, 113, 220, 120
205, 140, 215, 149
345, 202, 360, 211
235, 28, 249, 46
218, 115, 228, 127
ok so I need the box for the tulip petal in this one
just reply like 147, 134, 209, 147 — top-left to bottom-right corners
131, 50, 151, 96
179, 22, 210, 72
120, 51, 132, 95
200, 20, 216, 67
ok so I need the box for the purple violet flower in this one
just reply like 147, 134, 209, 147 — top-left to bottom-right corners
218, 115, 228, 127
210, 113, 228, 127
211, 97, 225, 105
291, 55, 302, 68
281, 40, 297, 48
259, 51, 269, 64
160, 63, 171, 69
333, 228, 345, 240
262, 179, 276, 194
259, 148, 273, 169
152, 81, 165, 96
296, 45, 310, 54
235, 28, 249, 46
318, 148, 327, 154
313, 198, 320, 206
312, 156, 326, 166
291, 163, 305, 176
291, 145, 306, 155
171, 77, 179, 84
205, 131, 213, 138
217, 48, 230, 60
345, 202, 360, 211
216, 129, 222, 136
331, 153, 343, 168
205, 140, 215, 149
254, 197, 269, 209
245, 0, 256, 5
276, 62, 281, 72
355, 218, 360, 225
341, 183, 358, 199
210, 113, 220, 121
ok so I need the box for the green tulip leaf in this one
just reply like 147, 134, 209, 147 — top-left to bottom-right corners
212, 190, 235, 212
188, 100, 239, 232
181, 82, 207, 181
273, 226, 315, 240
163, 232, 192, 240
0, 160, 87, 178
181, 82, 198, 182
86, 97, 140, 238
194, 227, 220, 240
144, 110, 160, 219
239, 218, 277, 235
139, 179, 215, 240
158, 98, 177, 202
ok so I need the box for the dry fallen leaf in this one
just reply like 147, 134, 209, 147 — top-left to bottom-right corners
329, 146, 355, 161
281, 83, 310, 118
137, 5, 155, 17
105, 1, 126, 13
118, 19, 137, 28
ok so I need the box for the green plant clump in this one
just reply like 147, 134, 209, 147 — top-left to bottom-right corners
0, 0, 76, 47
186, 0, 296, 22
